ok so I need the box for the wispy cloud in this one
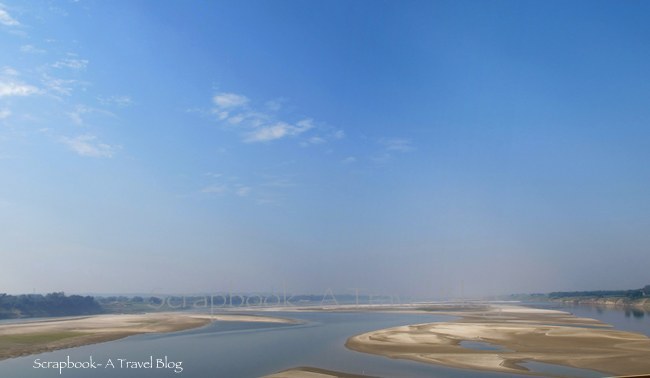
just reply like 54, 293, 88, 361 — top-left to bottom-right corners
66, 104, 115, 126
98, 95, 133, 107
236, 186, 252, 197
0, 108, 10, 119
301, 128, 344, 147
244, 119, 313, 143
60, 135, 116, 158
208, 91, 342, 145
201, 184, 228, 194
265, 98, 285, 111
52, 58, 89, 70
213, 93, 248, 108
0, 81, 39, 97
1, 66, 18, 76
20, 44, 46, 54
200, 173, 252, 198
211, 93, 250, 121
0, 7, 19, 26
380, 138, 415, 152
41, 74, 79, 96
306, 136, 326, 145
341, 156, 357, 164
67, 109, 84, 125
200, 172, 296, 205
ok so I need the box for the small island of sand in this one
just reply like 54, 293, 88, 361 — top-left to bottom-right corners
264, 366, 375, 378
345, 304, 650, 376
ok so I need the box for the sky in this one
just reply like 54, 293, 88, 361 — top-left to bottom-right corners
1, 0, 649, 297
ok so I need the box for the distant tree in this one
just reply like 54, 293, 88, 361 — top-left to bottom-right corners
628, 290, 643, 299
148, 297, 162, 305
0, 292, 103, 319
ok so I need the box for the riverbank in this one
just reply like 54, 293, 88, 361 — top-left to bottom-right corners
0, 312, 296, 361
345, 304, 650, 376
552, 297, 650, 309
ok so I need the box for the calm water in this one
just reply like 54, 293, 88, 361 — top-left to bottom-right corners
0, 305, 648, 378
532, 302, 650, 336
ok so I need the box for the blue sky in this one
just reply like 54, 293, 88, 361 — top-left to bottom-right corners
1, 1, 649, 296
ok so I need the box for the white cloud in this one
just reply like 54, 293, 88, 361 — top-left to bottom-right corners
236, 186, 252, 197
201, 185, 227, 194
227, 114, 245, 125
265, 99, 284, 111
66, 105, 115, 126
52, 58, 89, 70
245, 123, 291, 142
60, 135, 116, 158
295, 118, 314, 131
0, 81, 39, 97
67, 110, 83, 125
0, 7, 19, 26
1, 66, 18, 76
213, 93, 248, 109
0, 108, 11, 119
42, 75, 77, 96
207, 92, 341, 145
381, 138, 414, 152
342, 156, 357, 164
200, 174, 254, 198
213, 110, 229, 120
300, 135, 327, 147
244, 121, 313, 143
20, 44, 46, 54
98, 95, 133, 107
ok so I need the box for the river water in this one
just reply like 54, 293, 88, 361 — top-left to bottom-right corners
0, 304, 648, 378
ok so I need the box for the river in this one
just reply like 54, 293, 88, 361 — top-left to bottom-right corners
0, 304, 648, 378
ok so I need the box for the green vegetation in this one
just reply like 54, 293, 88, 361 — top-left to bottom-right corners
0, 331, 86, 347
97, 296, 167, 314
0, 293, 170, 319
500, 285, 650, 304
548, 286, 648, 300
0, 292, 102, 319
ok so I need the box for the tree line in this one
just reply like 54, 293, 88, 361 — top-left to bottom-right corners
548, 285, 649, 300
0, 292, 103, 319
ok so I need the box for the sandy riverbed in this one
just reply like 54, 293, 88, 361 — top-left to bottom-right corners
345, 304, 650, 376
0, 312, 296, 360
263, 366, 374, 378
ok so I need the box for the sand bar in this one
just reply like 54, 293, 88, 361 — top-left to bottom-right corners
346, 304, 650, 377
0, 312, 297, 360
263, 366, 375, 378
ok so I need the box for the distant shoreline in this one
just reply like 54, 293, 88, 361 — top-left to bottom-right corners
0, 312, 297, 361
551, 297, 650, 309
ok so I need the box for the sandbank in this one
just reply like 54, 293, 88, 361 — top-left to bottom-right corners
263, 366, 375, 378
346, 304, 650, 376
0, 312, 296, 360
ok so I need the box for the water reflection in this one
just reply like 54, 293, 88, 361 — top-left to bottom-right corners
625, 308, 646, 318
